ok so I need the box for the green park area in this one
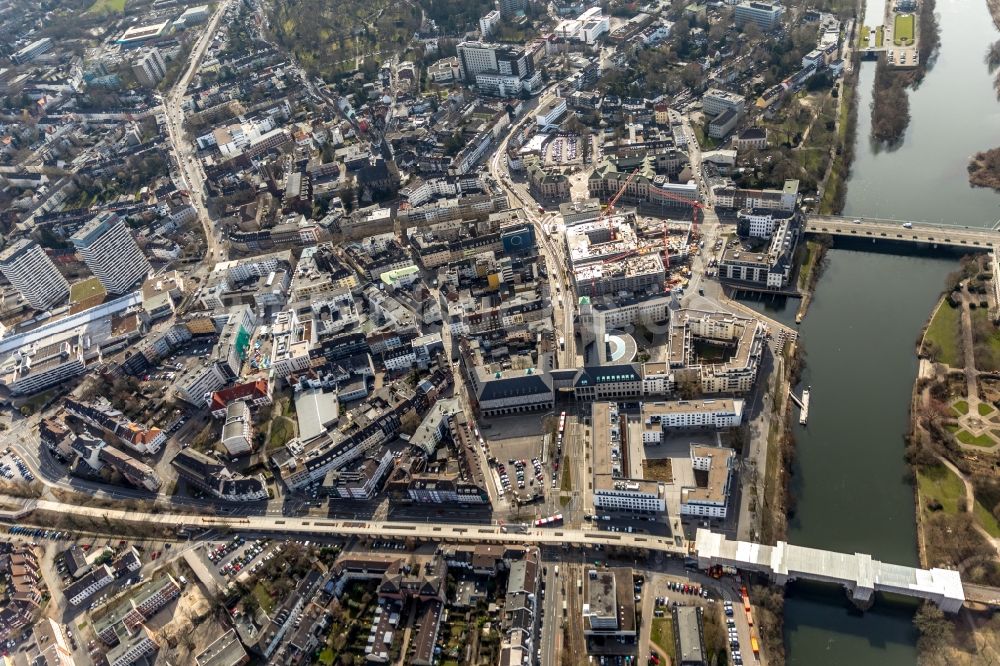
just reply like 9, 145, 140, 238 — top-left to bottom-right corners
917, 464, 965, 514
956, 430, 996, 448
894, 14, 914, 46
922, 301, 962, 367
87, 0, 126, 13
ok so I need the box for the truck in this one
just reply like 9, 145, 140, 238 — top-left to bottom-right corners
751, 636, 760, 656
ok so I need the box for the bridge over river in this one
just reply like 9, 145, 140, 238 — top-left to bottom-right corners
3, 496, 982, 612
805, 214, 1000, 250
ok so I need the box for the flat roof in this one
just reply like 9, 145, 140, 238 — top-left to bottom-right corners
683, 445, 734, 506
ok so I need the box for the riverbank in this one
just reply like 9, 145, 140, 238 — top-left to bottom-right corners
968, 147, 1000, 191
869, 0, 941, 145
909, 265, 1000, 663
988, 0, 1000, 32
794, 235, 833, 322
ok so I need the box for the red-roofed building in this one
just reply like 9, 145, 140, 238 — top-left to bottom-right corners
209, 379, 273, 419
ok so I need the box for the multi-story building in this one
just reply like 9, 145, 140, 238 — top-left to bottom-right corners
456, 41, 541, 96
499, 0, 527, 18
719, 217, 799, 288
591, 403, 666, 514
672, 606, 707, 665
640, 399, 744, 442
666, 310, 767, 394
733, 126, 768, 151
582, 567, 637, 640
480, 9, 501, 37
131, 48, 166, 88
94, 575, 181, 645
680, 445, 735, 519
734, 0, 784, 31
64, 397, 166, 455
0, 239, 69, 310
66, 564, 115, 606
736, 208, 795, 238
702, 88, 746, 117
221, 400, 253, 455
70, 212, 152, 294
171, 449, 268, 501
713, 179, 798, 212
105, 626, 159, 666
0, 339, 88, 396
11, 38, 52, 65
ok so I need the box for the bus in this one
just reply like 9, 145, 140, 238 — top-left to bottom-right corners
535, 513, 564, 527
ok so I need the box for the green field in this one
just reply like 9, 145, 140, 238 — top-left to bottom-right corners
975, 500, 1000, 537
650, 617, 676, 660
956, 430, 996, 448
917, 464, 965, 514
268, 416, 295, 450
69, 277, 107, 303
923, 302, 962, 367
875, 25, 885, 47
979, 403, 996, 417
953, 400, 970, 416
87, 0, 127, 13
894, 13, 915, 46
252, 582, 275, 612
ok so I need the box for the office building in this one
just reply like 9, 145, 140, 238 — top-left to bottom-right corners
221, 400, 253, 455
640, 400, 745, 443
456, 41, 541, 96
71, 212, 152, 294
0, 239, 69, 310
680, 445, 735, 519
673, 606, 707, 666
582, 567, 637, 639
719, 217, 799, 288
499, 0, 527, 18
11, 38, 52, 65
592, 403, 666, 513
131, 48, 166, 88
702, 88, 746, 117
734, 1, 784, 31
480, 9, 501, 37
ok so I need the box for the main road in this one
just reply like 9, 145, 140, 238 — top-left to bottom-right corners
161, 0, 235, 265
805, 215, 1000, 249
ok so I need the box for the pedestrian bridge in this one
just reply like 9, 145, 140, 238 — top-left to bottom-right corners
695, 530, 965, 613
805, 215, 1000, 251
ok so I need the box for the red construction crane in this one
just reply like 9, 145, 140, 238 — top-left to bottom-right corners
600, 167, 641, 222
653, 185, 705, 273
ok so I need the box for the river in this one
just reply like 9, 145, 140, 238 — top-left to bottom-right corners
745, 0, 1000, 662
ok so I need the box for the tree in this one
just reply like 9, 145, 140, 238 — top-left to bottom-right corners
913, 603, 952, 651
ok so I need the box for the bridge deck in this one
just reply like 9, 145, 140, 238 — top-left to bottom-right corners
805, 215, 1000, 250
695, 530, 965, 612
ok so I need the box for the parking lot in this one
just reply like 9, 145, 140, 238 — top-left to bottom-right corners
0, 450, 34, 482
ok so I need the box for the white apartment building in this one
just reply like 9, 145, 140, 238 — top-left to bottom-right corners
734, 0, 784, 31
641, 399, 744, 443
737, 209, 786, 238
66, 564, 115, 606
221, 400, 253, 455
592, 403, 666, 513
702, 88, 745, 117
680, 445, 735, 519
0, 239, 69, 310
70, 212, 152, 294
131, 48, 166, 88
480, 9, 500, 37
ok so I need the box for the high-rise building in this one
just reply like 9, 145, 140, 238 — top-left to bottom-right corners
131, 48, 166, 88
456, 41, 540, 96
499, 0, 526, 19
0, 239, 69, 310
734, 1, 784, 31
11, 38, 52, 65
71, 212, 152, 294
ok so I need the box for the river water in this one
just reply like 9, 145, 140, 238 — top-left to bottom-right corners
745, 0, 1000, 662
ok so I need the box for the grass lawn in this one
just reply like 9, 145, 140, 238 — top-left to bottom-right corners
979, 403, 996, 417
923, 301, 962, 367
268, 416, 295, 450
893, 13, 914, 45
650, 617, 676, 660
917, 464, 965, 514
318, 648, 335, 665
253, 582, 275, 613
875, 25, 885, 46
956, 430, 996, 448
945, 423, 961, 433
975, 500, 1000, 537
87, 0, 126, 13
953, 400, 970, 416
971, 308, 1000, 372
69, 277, 107, 303
859, 25, 870, 48
561, 457, 572, 492
797, 241, 823, 290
